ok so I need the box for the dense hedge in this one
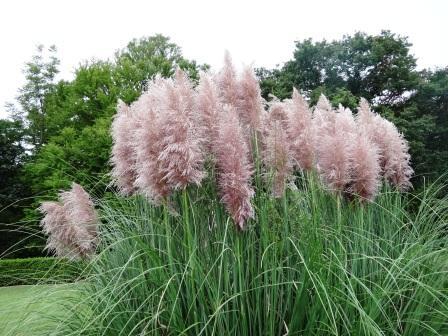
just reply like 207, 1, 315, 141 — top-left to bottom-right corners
0, 257, 84, 287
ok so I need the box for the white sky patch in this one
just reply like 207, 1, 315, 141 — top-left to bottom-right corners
0, 0, 447, 118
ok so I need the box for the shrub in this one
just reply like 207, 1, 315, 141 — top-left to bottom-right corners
0, 257, 84, 287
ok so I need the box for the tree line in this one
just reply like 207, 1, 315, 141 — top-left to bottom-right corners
1, 31, 447, 257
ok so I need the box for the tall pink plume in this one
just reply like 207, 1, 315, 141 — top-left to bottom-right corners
236, 66, 264, 130
357, 98, 413, 190
315, 107, 356, 193
286, 88, 315, 171
313, 94, 336, 136
110, 100, 138, 195
157, 69, 205, 190
132, 82, 171, 203
215, 51, 239, 107
349, 133, 381, 201
213, 105, 255, 229
196, 72, 220, 152
263, 115, 293, 198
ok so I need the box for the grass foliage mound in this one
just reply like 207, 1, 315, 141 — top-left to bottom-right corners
51, 175, 448, 335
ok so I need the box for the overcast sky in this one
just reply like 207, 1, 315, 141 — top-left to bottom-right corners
1, 0, 447, 118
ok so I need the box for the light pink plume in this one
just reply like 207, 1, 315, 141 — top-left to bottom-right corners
263, 115, 293, 198
157, 69, 205, 190
111, 100, 138, 195
356, 99, 413, 190
313, 94, 336, 136
59, 183, 98, 257
316, 107, 356, 193
213, 105, 255, 229
236, 66, 264, 130
39, 183, 98, 259
286, 88, 315, 171
349, 133, 381, 201
196, 72, 220, 152
132, 83, 171, 203
215, 52, 239, 107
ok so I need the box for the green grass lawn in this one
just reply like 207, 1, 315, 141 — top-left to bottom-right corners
0, 284, 75, 336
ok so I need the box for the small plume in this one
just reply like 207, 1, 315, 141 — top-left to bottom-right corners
110, 100, 138, 195
213, 105, 255, 229
286, 88, 315, 171
215, 51, 239, 107
39, 183, 98, 259
157, 69, 205, 190
59, 183, 98, 256
237, 66, 264, 130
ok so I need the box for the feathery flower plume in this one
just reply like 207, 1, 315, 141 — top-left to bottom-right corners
349, 133, 381, 201
263, 115, 293, 198
132, 83, 171, 203
157, 69, 205, 190
237, 66, 264, 130
213, 105, 255, 229
110, 100, 138, 195
286, 88, 315, 171
196, 72, 220, 152
313, 94, 336, 136
39, 201, 76, 258
60, 183, 98, 256
215, 51, 239, 107
39, 183, 98, 259
356, 98, 413, 190
316, 107, 356, 193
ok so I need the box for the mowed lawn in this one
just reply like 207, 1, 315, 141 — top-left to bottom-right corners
0, 284, 76, 335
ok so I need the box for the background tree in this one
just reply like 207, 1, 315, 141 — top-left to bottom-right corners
0, 119, 33, 257
10, 45, 60, 149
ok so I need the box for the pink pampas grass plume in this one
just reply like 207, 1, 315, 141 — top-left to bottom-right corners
356, 98, 413, 190
215, 52, 239, 107
286, 88, 315, 171
313, 94, 336, 136
39, 183, 98, 259
157, 69, 205, 190
196, 72, 220, 151
132, 83, 171, 203
111, 100, 138, 195
59, 183, 98, 257
237, 66, 264, 130
349, 133, 381, 201
39, 201, 77, 258
316, 107, 356, 193
213, 105, 255, 229
263, 116, 294, 198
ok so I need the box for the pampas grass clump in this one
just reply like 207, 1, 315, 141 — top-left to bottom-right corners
32, 54, 448, 336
